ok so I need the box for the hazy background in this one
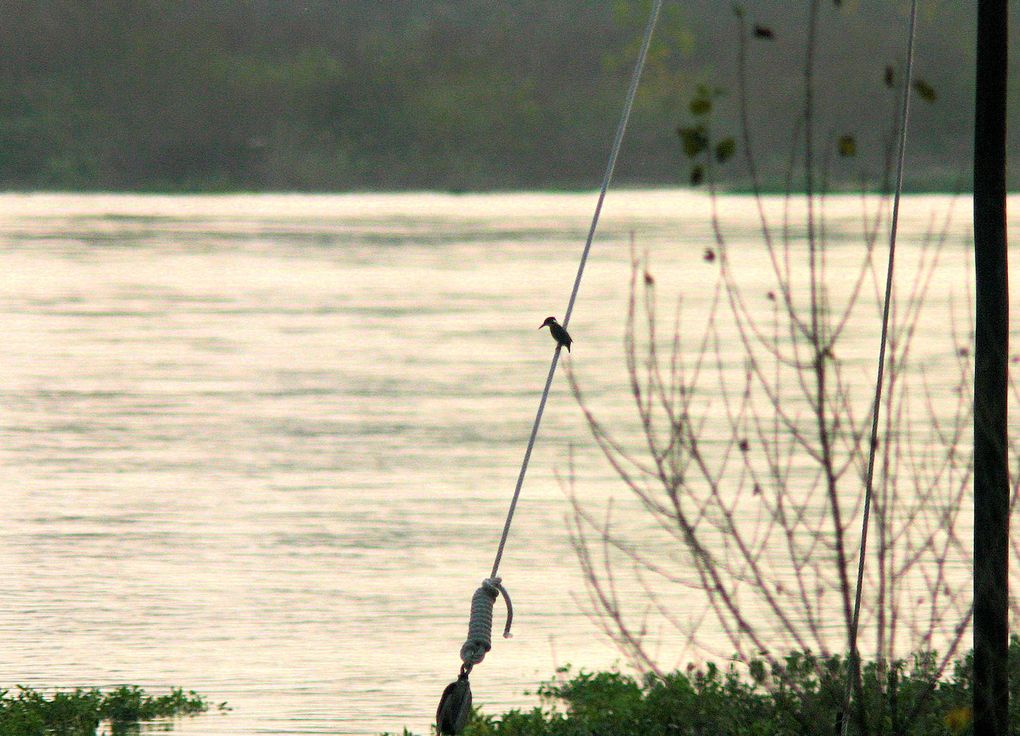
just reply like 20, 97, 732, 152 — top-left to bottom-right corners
2, 0, 1018, 192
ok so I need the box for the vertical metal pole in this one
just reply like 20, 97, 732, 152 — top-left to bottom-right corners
973, 1, 1009, 734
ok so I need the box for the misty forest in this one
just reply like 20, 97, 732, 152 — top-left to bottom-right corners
3, 0, 1016, 192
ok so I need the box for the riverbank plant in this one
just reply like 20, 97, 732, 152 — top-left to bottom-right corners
0, 685, 211, 736
392, 639, 1020, 735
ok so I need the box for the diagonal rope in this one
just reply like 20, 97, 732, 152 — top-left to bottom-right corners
840, 1, 918, 733
489, 0, 663, 581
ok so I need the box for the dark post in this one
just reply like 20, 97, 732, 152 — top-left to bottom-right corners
973, 1, 1009, 735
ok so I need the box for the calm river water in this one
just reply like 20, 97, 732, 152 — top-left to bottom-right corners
0, 191, 1013, 735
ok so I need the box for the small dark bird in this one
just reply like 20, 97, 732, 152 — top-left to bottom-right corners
539, 316, 572, 352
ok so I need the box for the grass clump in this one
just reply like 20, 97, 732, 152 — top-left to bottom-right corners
0, 685, 210, 735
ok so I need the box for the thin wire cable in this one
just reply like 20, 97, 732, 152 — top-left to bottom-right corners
840, 1, 918, 733
489, 0, 663, 580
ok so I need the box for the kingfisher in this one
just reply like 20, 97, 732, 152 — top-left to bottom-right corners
539, 316, 572, 352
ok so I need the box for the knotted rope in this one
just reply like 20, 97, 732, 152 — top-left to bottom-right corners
459, 578, 513, 668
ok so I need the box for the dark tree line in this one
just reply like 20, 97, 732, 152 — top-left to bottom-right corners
0, 0, 1014, 191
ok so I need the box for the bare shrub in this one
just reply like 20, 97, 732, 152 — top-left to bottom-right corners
563, 3, 1019, 732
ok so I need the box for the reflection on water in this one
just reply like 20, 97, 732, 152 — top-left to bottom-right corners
0, 191, 1004, 735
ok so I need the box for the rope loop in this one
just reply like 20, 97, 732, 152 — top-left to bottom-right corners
459, 578, 514, 666
489, 578, 514, 639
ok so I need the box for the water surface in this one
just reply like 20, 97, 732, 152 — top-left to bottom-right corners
0, 191, 1007, 734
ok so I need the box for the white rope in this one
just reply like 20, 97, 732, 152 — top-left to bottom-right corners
460, 580, 498, 666
840, 1, 918, 733
488, 0, 663, 581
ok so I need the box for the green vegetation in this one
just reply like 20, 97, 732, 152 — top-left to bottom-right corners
1, 1, 1009, 191
395, 641, 1020, 735
0, 685, 212, 736
0, 0, 690, 191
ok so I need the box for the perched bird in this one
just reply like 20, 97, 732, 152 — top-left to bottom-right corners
539, 316, 572, 352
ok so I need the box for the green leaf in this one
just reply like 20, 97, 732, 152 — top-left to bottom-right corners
913, 78, 937, 103
689, 96, 712, 116
838, 134, 856, 157
715, 137, 736, 163
689, 165, 704, 186
677, 125, 709, 158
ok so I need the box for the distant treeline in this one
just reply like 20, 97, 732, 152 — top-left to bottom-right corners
1, 1, 1016, 191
